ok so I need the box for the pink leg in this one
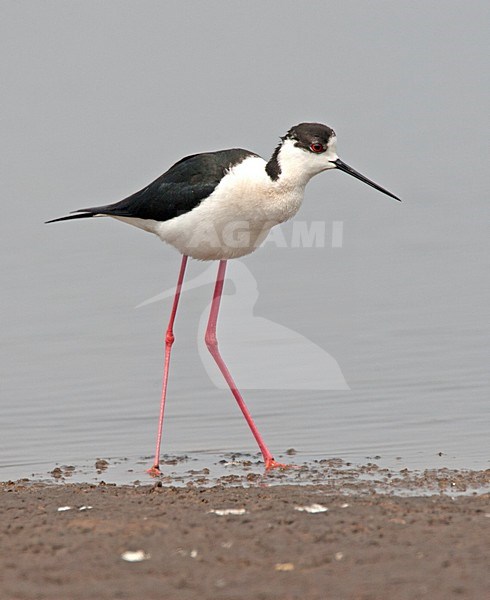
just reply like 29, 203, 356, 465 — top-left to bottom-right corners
147, 255, 188, 475
205, 260, 285, 470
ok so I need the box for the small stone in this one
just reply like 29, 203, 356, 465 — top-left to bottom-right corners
294, 504, 328, 514
121, 550, 150, 562
209, 508, 247, 516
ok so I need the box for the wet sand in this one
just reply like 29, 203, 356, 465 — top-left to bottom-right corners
2, 462, 489, 599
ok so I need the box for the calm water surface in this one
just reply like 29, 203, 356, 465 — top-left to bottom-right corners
2, 186, 488, 483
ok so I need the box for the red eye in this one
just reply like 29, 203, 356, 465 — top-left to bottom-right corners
310, 142, 324, 153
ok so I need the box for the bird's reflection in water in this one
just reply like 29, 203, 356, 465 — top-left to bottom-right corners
139, 260, 349, 391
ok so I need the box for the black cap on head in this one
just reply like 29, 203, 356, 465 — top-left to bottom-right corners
283, 123, 336, 149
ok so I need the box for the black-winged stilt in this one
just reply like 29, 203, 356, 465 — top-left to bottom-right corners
47, 122, 400, 473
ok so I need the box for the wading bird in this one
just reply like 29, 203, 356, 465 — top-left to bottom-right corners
47, 122, 400, 473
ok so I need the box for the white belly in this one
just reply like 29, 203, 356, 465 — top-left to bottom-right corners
113, 156, 307, 261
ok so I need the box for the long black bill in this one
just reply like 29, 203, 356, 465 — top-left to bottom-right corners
333, 158, 400, 201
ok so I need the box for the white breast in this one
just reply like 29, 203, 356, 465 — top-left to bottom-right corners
118, 155, 308, 261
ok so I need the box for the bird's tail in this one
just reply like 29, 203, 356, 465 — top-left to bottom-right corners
45, 210, 98, 224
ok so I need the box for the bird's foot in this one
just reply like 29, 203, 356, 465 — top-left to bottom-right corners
264, 457, 297, 470
146, 465, 162, 477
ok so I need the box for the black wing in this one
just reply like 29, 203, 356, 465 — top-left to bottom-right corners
46, 149, 258, 224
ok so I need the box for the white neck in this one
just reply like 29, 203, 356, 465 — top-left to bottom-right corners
273, 137, 338, 188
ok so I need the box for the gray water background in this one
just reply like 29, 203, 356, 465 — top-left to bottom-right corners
1, 2, 488, 482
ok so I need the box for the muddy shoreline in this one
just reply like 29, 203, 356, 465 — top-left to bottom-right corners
2, 467, 489, 599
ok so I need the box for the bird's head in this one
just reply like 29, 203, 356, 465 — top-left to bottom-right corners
268, 122, 400, 201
